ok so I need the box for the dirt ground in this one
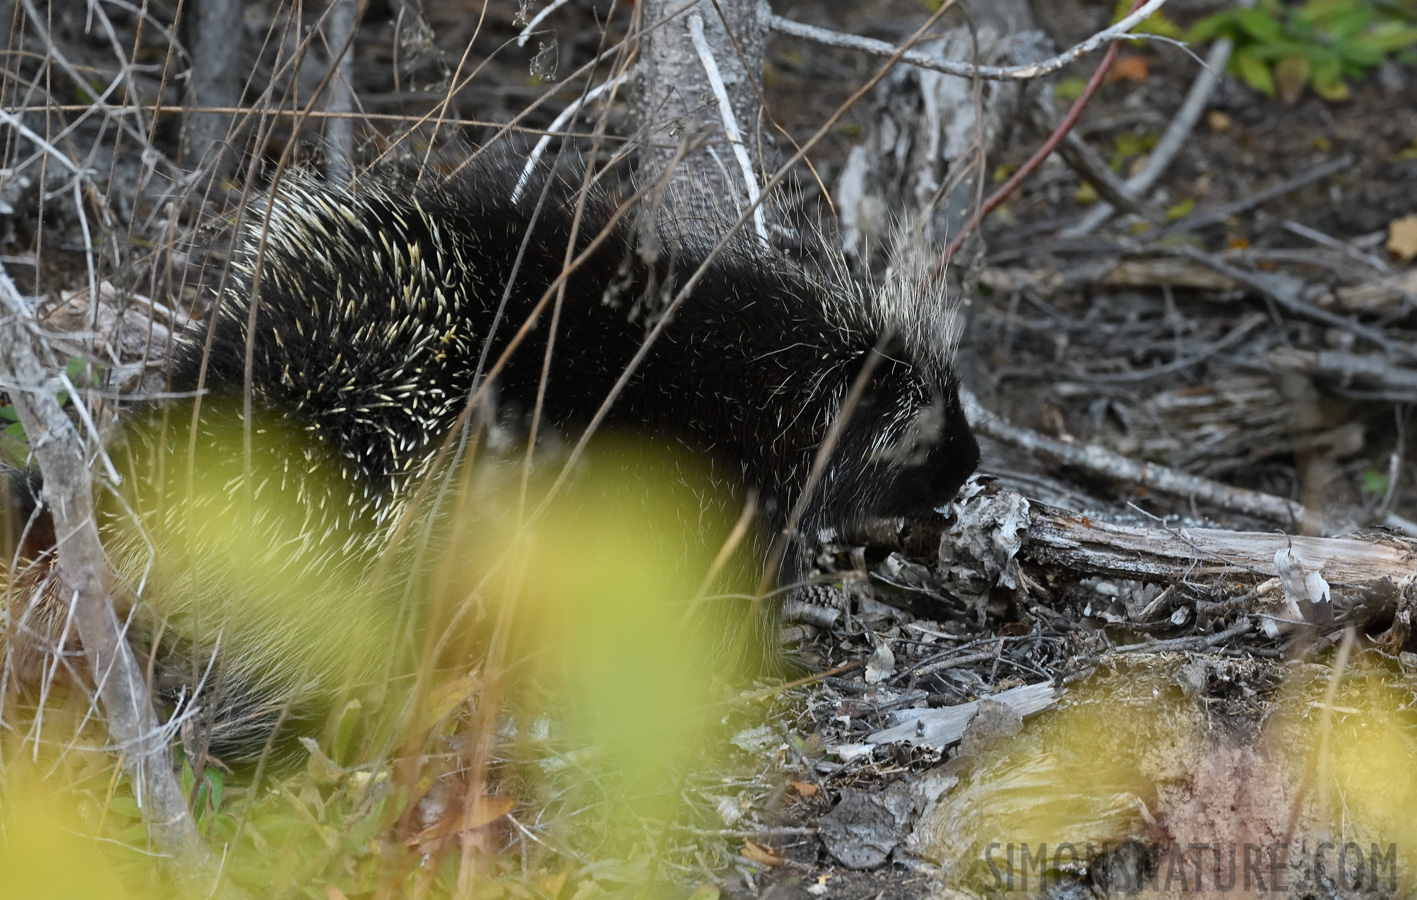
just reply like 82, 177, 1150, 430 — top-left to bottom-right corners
717, 2, 1417, 898
4, 0, 1417, 897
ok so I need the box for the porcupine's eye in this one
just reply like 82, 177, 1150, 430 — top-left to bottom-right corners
862, 376, 979, 518
879, 395, 945, 467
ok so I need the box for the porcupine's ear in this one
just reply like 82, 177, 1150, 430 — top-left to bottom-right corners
810, 221, 977, 526
871, 226, 964, 382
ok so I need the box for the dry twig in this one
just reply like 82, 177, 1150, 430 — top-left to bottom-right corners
963, 389, 1309, 526
768, 0, 1171, 82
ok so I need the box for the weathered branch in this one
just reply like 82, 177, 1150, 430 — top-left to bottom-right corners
768, 0, 1171, 82
0, 269, 235, 898
962, 389, 1309, 526
1025, 503, 1416, 586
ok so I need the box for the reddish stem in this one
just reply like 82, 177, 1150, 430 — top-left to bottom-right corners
932, 0, 1146, 276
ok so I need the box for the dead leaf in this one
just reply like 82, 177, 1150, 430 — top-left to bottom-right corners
418, 676, 481, 734
1207, 111, 1232, 133
742, 839, 785, 867
1334, 270, 1417, 313
1388, 215, 1417, 263
1274, 56, 1311, 105
407, 794, 516, 846
863, 635, 895, 683
1107, 55, 1149, 84
326, 888, 350, 900
789, 780, 820, 798
534, 870, 569, 899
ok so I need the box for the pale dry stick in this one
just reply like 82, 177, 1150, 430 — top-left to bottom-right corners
449, 4, 716, 177
687, 12, 766, 241
767, 0, 1170, 82
1054, 127, 1167, 224
961, 388, 1309, 525
1310, 627, 1356, 843
1282, 220, 1392, 274
1110, 616, 1255, 653
1067, 39, 1236, 235
0, 105, 104, 189
73, 0, 166, 142
1160, 153, 1354, 237
1167, 239, 1402, 359
1066, 0, 1257, 236
0, 273, 242, 900
511, 73, 627, 201
68, 180, 101, 352
517, 0, 575, 47
1269, 347, 1417, 401
0, 109, 108, 373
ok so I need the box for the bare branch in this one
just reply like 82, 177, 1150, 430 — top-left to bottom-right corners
768, 0, 1172, 82
0, 269, 238, 899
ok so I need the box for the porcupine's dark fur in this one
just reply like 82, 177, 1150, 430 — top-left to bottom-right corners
10, 157, 979, 761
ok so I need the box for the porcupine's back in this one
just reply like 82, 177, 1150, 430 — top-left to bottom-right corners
101, 157, 978, 761
175, 161, 976, 553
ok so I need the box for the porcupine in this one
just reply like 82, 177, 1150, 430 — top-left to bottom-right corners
8, 156, 979, 761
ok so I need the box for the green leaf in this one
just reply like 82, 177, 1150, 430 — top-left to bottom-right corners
1234, 50, 1277, 95
207, 768, 225, 812
1323, 8, 1378, 39
1275, 54, 1313, 102
1368, 24, 1417, 52
1236, 6, 1285, 41
106, 795, 143, 821
1311, 53, 1350, 98
330, 699, 362, 768
1186, 13, 1234, 43
0, 405, 17, 421
1363, 469, 1391, 496
1246, 38, 1308, 60
1313, 73, 1351, 99
1054, 76, 1087, 101
179, 758, 195, 799
1166, 199, 1196, 220
1338, 40, 1385, 66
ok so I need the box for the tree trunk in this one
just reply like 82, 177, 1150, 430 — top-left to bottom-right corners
183, 0, 246, 180
634, 0, 769, 237
836, 0, 1049, 268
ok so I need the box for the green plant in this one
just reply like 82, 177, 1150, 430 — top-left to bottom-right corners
0, 403, 24, 467
0, 356, 97, 466
1113, 0, 1187, 40
1190, 0, 1417, 102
